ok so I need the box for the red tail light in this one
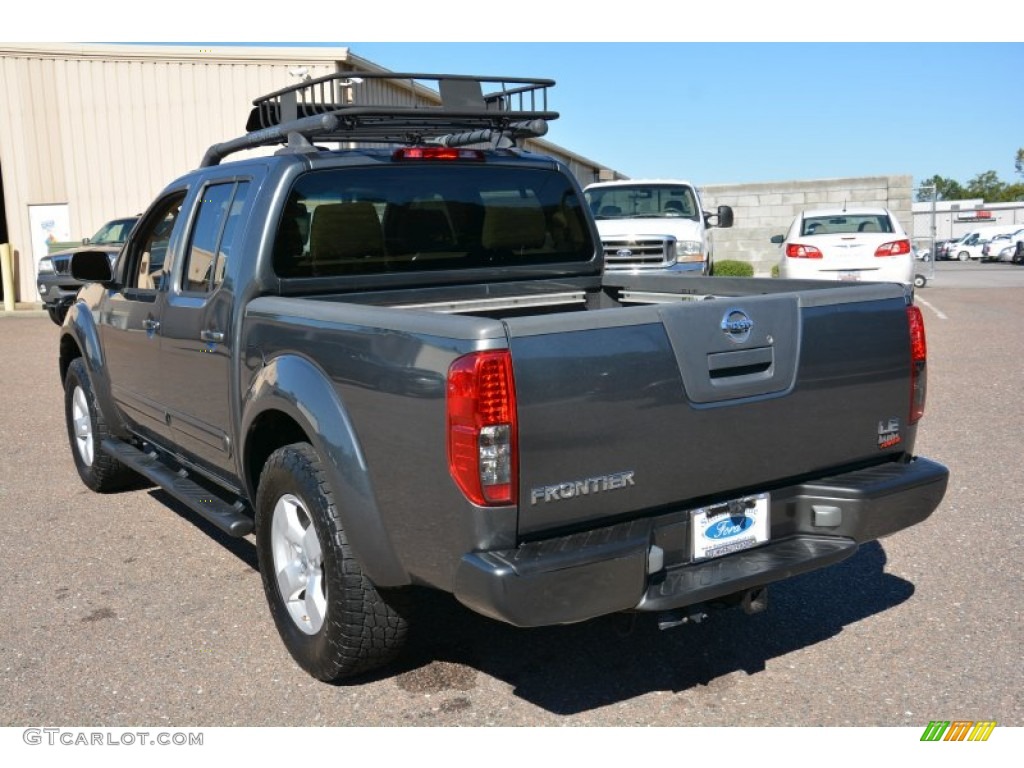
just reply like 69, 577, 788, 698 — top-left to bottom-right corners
393, 147, 485, 161
786, 243, 823, 259
875, 239, 911, 257
907, 305, 927, 424
447, 350, 517, 506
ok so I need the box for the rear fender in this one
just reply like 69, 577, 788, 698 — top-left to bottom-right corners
241, 354, 409, 586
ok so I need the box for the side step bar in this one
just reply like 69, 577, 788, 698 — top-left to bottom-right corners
101, 438, 254, 537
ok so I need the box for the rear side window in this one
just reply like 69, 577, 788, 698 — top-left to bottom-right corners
272, 165, 592, 278
182, 181, 251, 293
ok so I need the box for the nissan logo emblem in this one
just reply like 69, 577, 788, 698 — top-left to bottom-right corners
721, 309, 753, 343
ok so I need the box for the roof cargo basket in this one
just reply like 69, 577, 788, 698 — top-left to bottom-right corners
201, 72, 558, 167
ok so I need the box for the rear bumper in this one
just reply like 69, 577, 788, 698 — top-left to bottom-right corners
453, 456, 948, 627
779, 259, 914, 286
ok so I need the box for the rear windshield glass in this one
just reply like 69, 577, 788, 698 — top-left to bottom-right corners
273, 165, 593, 278
801, 214, 893, 236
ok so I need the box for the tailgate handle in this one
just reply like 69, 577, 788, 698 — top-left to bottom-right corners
708, 346, 773, 381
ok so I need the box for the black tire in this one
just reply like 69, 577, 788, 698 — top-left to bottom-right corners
255, 442, 409, 681
958, 251, 969, 262
64, 358, 136, 492
46, 305, 62, 326
913, 274, 927, 289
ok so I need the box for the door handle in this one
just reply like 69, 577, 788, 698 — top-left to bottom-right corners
142, 318, 160, 332
200, 330, 225, 343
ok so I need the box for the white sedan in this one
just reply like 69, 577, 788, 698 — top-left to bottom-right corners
772, 207, 914, 286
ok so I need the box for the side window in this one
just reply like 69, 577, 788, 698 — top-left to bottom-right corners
212, 182, 251, 290
128, 193, 186, 291
182, 181, 251, 294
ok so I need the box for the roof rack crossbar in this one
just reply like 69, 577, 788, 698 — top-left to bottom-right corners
201, 113, 340, 168
200, 72, 558, 167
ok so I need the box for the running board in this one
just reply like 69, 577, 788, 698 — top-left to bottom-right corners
100, 438, 254, 537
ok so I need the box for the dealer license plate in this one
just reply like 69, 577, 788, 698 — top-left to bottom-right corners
837, 271, 861, 281
691, 493, 770, 561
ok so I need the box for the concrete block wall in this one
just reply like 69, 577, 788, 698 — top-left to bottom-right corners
701, 175, 914, 276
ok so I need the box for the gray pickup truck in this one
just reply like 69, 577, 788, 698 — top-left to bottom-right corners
60, 73, 948, 682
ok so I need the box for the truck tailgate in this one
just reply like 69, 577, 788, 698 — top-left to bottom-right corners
506, 291, 915, 537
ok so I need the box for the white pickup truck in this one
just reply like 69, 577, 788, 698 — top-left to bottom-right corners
584, 179, 734, 275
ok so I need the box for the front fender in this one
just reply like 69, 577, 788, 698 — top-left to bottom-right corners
241, 354, 409, 587
60, 297, 130, 438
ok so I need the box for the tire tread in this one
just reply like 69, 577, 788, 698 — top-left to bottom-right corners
256, 443, 408, 681
64, 358, 136, 492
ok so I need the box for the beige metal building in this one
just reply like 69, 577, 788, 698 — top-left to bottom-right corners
0, 43, 616, 304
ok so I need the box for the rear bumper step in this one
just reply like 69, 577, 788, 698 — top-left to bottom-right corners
453, 457, 948, 627
101, 438, 253, 537
638, 536, 857, 612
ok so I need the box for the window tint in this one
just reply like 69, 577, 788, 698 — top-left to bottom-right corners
128, 193, 185, 291
183, 181, 251, 293
273, 165, 592, 278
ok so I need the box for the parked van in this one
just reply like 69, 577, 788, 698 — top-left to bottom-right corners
949, 225, 1020, 262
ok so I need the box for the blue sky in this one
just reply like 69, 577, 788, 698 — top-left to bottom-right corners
15, 5, 1024, 190
341, 43, 1024, 188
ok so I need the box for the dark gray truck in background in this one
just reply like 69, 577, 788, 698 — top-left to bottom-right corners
60, 73, 948, 682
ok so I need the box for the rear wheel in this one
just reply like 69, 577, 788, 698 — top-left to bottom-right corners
255, 442, 408, 681
913, 274, 927, 289
958, 251, 969, 262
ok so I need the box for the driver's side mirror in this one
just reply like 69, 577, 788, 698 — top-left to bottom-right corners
70, 250, 114, 284
770, 234, 785, 244
704, 205, 734, 228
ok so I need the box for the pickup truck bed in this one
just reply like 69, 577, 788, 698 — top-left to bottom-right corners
57, 72, 947, 682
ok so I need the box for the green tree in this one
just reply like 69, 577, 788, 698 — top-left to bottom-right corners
917, 174, 965, 202
1005, 182, 1024, 201
965, 170, 1004, 200
922, 150, 1024, 201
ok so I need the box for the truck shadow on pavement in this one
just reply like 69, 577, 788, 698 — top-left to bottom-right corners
149, 489, 260, 570
150, 490, 913, 715
389, 541, 914, 715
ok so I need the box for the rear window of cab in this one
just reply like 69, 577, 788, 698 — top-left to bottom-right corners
272, 165, 593, 278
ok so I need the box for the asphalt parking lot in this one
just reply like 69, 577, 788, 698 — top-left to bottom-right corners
1, 261, 1021, 729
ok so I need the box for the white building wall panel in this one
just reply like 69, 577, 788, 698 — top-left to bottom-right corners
0, 44, 611, 303
0, 45, 341, 301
